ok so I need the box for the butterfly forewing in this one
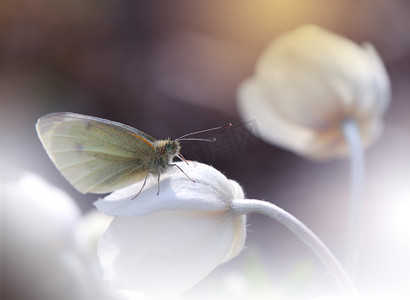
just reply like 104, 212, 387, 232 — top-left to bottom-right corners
36, 112, 156, 193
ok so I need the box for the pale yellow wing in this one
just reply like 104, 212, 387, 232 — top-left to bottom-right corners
36, 112, 156, 194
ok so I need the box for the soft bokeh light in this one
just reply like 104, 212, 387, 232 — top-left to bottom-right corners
388, 197, 410, 243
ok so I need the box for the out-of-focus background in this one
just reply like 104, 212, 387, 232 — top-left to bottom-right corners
1, 0, 409, 299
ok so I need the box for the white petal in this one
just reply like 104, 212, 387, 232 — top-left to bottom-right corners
2, 172, 99, 300
220, 180, 247, 262
238, 77, 315, 154
362, 42, 391, 115
255, 25, 384, 129
221, 214, 247, 263
2, 172, 80, 250
98, 210, 239, 297
228, 179, 245, 200
95, 162, 237, 216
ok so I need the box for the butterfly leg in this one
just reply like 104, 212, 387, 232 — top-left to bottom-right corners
157, 173, 160, 195
169, 164, 195, 183
131, 172, 149, 200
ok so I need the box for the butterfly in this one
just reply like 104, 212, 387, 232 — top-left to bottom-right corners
36, 112, 231, 198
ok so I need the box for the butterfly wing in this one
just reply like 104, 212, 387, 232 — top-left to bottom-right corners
36, 112, 156, 194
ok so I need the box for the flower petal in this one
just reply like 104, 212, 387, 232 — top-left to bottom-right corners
238, 77, 315, 154
95, 162, 237, 216
221, 214, 247, 263
98, 210, 239, 296
2, 172, 102, 300
229, 179, 245, 200
3, 172, 81, 250
254, 25, 385, 129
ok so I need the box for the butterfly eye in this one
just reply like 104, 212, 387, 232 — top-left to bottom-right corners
165, 143, 174, 152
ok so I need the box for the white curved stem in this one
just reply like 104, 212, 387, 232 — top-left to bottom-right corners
342, 119, 365, 278
231, 199, 360, 299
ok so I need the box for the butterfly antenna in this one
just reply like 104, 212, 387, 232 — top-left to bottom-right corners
177, 137, 216, 142
175, 123, 232, 141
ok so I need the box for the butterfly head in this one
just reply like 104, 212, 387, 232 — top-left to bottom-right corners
165, 140, 181, 156
154, 139, 181, 158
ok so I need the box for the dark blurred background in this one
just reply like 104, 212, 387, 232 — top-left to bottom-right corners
1, 0, 409, 299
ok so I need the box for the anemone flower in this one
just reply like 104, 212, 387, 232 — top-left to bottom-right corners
2, 172, 123, 300
237, 24, 391, 275
95, 162, 359, 299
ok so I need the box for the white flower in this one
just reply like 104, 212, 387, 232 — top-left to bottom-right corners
2, 172, 124, 300
94, 162, 247, 297
2, 172, 88, 300
237, 24, 390, 160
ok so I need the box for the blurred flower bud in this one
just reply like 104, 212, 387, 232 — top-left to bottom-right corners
238, 24, 390, 159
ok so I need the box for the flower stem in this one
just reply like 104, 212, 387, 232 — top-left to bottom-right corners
231, 199, 360, 299
342, 119, 365, 279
